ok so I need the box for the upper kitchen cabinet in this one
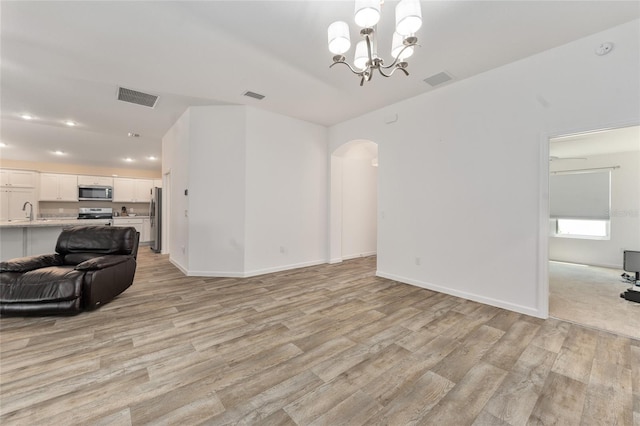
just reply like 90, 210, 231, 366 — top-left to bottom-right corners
0, 169, 37, 188
113, 178, 153, 203
77, 175, 114, 187
39, 173, 78, 202
153, 179, 162, 188
0, 188, 37, 221
113, 178, 134, 202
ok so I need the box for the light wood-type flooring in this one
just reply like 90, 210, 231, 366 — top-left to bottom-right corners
1, 250, 638, 425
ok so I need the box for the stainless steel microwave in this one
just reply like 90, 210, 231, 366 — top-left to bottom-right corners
78, 185, 113, 201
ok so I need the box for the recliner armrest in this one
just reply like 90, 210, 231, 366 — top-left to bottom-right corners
74, 255, 133, 271
0, 254, 63, 273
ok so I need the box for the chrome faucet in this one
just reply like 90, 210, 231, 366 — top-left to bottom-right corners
22, 201, 34, 221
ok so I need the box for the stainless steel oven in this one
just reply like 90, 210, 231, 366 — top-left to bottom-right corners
78, 207, 113, 221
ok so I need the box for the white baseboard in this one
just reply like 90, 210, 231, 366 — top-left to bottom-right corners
242, 259, 326, 278
376, 270, 544, 319
169, 258, 188, 275
187, 269, 246, 278
341, 251, 377, 261
178, 258, 327, 278
549, 259, 623, 270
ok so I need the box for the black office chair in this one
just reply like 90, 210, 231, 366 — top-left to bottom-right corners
620, 250, 640, 303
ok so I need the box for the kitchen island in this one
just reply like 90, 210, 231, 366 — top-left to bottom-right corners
0, 219, 112, 261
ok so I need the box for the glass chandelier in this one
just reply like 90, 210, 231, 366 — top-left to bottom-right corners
328, 0, 422, 86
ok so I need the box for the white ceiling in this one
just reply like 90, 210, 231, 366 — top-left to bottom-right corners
1, 1, 638, 172
550, 125, 640, 158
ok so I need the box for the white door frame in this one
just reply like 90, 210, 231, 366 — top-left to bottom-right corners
539, 119, 639, 318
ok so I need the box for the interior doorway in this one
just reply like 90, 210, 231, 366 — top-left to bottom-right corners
547, 125, 640, 339
329, 140, 378, 264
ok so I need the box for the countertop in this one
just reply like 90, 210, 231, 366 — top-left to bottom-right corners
113, 215, 149, 219
0, 219, 112, 228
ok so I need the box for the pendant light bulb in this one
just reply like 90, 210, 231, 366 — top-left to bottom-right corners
328, 21, 351, 54
354, 40, 369, 70
354, 0, 381, 28
391, 32, 414, 60
396, 0, 422, 36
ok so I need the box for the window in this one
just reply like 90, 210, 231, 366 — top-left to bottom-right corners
550, 169, 611, 239
556, 219, 608, 238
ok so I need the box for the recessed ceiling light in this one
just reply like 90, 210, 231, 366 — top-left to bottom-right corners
147, 156, 157, 160
21, 114, 34, 120
0, 142, 7, 148
54, 150, 65, 155
64, 120, 77, 127
124, 157, 134, 162
127, 132, 140, 138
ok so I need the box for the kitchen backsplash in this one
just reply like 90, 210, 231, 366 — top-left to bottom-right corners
39, 201, 150, 218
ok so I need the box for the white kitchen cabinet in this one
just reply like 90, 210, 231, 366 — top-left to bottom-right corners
153, 179, 162, 188
0, 228, 24, 260
39, 173, 78, 201
0, 225, 64, 261
1, 169, 37, 188
134, 179, 152, 202
0, 188, 37, 221
112, 217, 144, 240
113, 178, 152, 203
142, 218, 151, 243
27, 226, 64, 257
78, 175, 114, 187
113, 178, 135, 202
113, 217, 151, 243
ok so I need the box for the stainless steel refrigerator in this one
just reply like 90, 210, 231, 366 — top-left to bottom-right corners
149, 187, 162, 253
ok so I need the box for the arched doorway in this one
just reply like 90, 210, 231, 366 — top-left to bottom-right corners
329, 139, 378, 263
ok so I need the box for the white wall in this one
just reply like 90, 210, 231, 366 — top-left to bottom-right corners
162, 108, 190, 271
162, 106, 246, 275
188, 106, 247, 275
549, 150, 640, 268
244, 107, 328, 275
329, 20, 640, 318
163, 105, 328, 277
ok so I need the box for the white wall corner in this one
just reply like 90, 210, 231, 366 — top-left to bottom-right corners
376, 270, 545, 319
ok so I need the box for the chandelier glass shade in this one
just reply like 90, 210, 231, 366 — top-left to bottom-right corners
328, 0, 422, 86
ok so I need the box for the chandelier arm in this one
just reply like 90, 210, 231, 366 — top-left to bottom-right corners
377, 68, 393, 78
378, 66, 410, 78
330, 60, 365, 76
365, 33, 374, 64
380, 43, 421, 70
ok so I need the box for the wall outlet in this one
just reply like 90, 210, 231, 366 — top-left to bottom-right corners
415, 257, 421, 266
280, 246, 287, 254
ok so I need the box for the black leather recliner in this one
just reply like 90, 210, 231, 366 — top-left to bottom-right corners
0, 225, 139, 315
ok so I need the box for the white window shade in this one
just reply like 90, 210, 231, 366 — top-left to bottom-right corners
550, 170, 611, 220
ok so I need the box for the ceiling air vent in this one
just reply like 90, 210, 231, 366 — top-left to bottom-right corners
243, 91, 265, 100
117, 87, 159, 108
423, 71, 454, 87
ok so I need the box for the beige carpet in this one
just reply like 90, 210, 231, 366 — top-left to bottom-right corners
549, 261, 640, 340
